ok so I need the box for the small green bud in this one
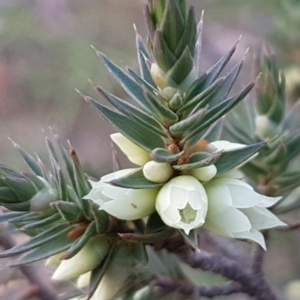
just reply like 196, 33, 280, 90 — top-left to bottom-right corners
169, 93, 183, 110
255, 115, 277, 139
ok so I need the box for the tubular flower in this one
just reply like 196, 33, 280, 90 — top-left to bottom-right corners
84, 169, 159, 220
204, 178, 285, 249
156, 176, 208, 235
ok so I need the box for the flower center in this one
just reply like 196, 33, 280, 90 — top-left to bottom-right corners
178, 203, 197, 224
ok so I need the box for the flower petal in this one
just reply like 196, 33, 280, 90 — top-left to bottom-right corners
240, 206, 286, 230
205, 205, 251, 236
233, 229, 266, 250
100, 188, 158, 220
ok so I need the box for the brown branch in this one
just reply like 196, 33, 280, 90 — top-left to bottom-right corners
162, 235, 283, 300
154, 277, 243, 298
0, 232, 58, 300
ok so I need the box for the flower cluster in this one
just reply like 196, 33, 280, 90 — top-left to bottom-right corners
84, 133, 285, 249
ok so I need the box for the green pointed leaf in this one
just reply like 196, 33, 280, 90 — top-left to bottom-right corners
0, 224, 72, 258
168, 47, 193, 85
186, 40, 239, 101
169, 107, 207, 134
151, 148, 185, 163
12, 142, 43, 177
215, 142, 267, 175
160, 0, 185, 52
135, 33, 156, 87
153, 30, 177, 71
10, 233, 76, 266
0, 212, 26, 223
144, 90, 178, 122
109, 168, 163, 189
209, 56, 245, 107
183, 82, 255, 146
179, 77, 224, 116
174, 7, 197, 57
132, 243, 148, 265
5, 177, 36, 201
0, 187, 19, 203
63, 221, 97, 260
202, 119, 224, 142
91, 204, 110, 234
86, 97, 165, 152
194, 12, 204, 77
97, 51, 155, 113
8, 212, 45, 224
96, 86, 168, 138
283, 130, 300, 163
22, 213, 61, 230
4, 201, 31, 212
51, 201, 81, 222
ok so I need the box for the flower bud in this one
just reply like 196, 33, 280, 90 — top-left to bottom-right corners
143, 161, 173, 183
255, 115, 277, 139
150, 63, 169, 89
52, 236, 110, 281
111, 133, 150, 166
159, 87, 177, 101
156, 175, 208, 234
77, 272, 91, 289
189, 165, 217, 182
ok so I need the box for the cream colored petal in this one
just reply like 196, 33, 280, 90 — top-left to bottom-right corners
190, 165, 217, 182
205, 205, 251, 236
233, 228, 266, 250
111, 133, 150, 166
227, 183, 262, 208
240, 206, 286, 230
205, 181, 232, 208
257, 195, 282, 208
100, 188, 158, 220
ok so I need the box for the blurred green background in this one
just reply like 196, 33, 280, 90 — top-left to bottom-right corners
0, 0, 300, 299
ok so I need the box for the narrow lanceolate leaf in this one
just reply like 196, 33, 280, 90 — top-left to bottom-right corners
22, 213, 61, 230
109, 169, 163, 189
194, 11, 204, 77
215, 141, 267, 175
0, 187, 19, 203
153, 30, 177, 71
86, 97, 165, 152
4, 177, 36, 201
169, 107, 207, 134
180, 77, 224, 114
96, 51, 155, 113
151, 148, 185, 163
186, 39, 239, 101
96, 85, 168, 137
127, 68, 157, 94
135, 32, 156, 87
63, 221, 97, 260
168, 47, 194, 85
174, 7, 197, 58
10, 233, 76, 266
0, 212, 26, 223
208, 54, 246, 107
0, 224, 72, 258
160, 0, 185, 53
183, 82, 255, 146
202, 118, 224, 142
11, 141, 43, 177
144, 90, 178, 123
51, 201, 82, 222
91, 205, 110, 234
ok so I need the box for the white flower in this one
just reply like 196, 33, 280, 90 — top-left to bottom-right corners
52, 236, 110, 281
143, 160, 173, 183
156, 175, 208, 234
204, 177, 286, 249
84, 169, 158, 220
111, 133, 150, 166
